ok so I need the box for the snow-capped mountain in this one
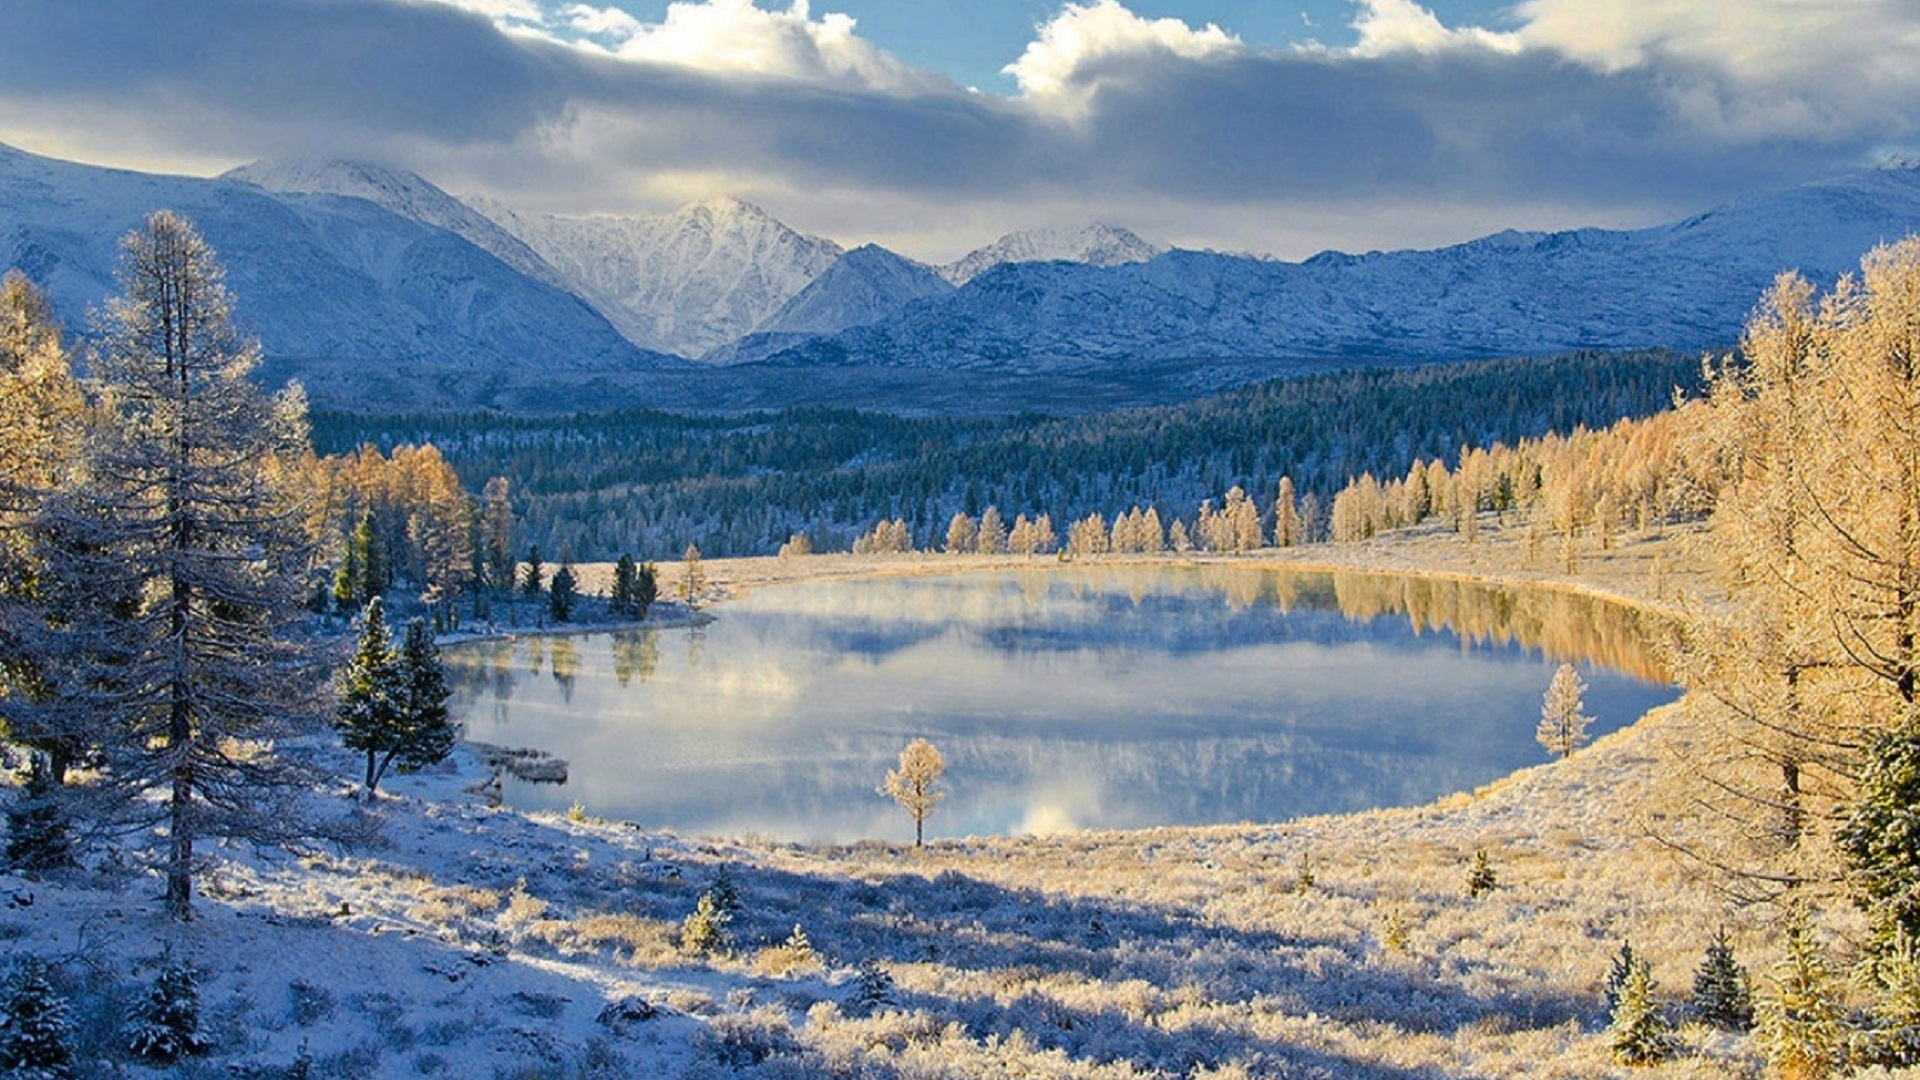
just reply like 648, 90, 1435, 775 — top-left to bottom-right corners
762, 164, 1920, 371
468, 196, 843, 359
0, 143, 677, 410
710, 244, 954, 364
939, 224, 1165, 285
222, 158, 570, 292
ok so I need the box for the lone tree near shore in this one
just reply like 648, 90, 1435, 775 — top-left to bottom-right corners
1537, 662, 1594, 759
881, 738, 946, 848
337, 599, 456, 796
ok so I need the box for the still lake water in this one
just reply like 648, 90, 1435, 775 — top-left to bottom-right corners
447, 566, 1676, 843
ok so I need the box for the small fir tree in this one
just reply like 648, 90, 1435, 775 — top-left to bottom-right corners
635, 562, 658, 617
1755, 908, 1847, 1080
392, 618, 456, 779
782, 924, 813, 964
1606, 940, 1638, 1012
548, 563, 577, 623
1691, 926, 1753, 1031
0, 956, 73, 1078
679, 891, 730, 957
850, 959, 895, 1016
127, 950, 210, 1063
709, 864, 743, 921
1536, 662, 1593, 759
1859, 936, 1920, 1067
6, 754, 74, 872
1466, 849, 1498, 898
1610, 958, 1675, 1066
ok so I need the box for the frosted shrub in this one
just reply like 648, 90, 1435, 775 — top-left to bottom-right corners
754, 924, 820, 977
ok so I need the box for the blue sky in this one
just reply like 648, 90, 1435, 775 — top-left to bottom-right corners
2, 1, 1917, 260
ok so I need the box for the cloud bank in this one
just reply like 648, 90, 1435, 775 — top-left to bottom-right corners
0, 0, 1915, 259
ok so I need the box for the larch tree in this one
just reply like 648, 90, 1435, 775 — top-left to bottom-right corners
1536, 662, 1594, 759
482, 476, 514, 595
1274, 477, 1302, 548
880, 738, 945, 848
42, 211, 324, 920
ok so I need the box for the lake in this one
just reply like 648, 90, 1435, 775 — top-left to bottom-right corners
446, 565, 1676, 843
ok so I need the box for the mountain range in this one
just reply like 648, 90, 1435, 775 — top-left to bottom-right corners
4, 141, 1919, 413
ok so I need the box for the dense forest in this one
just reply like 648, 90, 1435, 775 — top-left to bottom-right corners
312, 349, 1703, 560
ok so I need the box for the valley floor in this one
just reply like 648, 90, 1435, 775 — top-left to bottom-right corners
5, 522, 1791, 1078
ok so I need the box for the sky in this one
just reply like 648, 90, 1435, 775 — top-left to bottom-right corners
1, 0, 1917, 262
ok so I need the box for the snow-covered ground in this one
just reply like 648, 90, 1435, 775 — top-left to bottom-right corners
5, 528, 1782, 1078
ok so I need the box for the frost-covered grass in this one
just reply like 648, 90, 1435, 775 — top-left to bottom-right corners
0, 528, 1796, 1078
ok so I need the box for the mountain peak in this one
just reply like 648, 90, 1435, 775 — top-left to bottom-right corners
941, 223, 1165, 285
223, 157, 437, 199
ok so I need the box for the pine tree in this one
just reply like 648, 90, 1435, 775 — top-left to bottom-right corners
611, 554, 639, 617
127, 949, 209, 1063
709, 864, 743, 921
679, 891, 730, 956
392, 618, 456, 778
1605, 940, 1637, 1012
636, 562, 658, 617
1536, 662, 1593, 759
335, 598, 405, 796
850, 959, 895, 1016
521, 545, 544, 603
1466, 849, 1498, 898
37, 211, 323, 921
1840, 709, 1920, 951
1691, 926, 1752, 1031
1609, 958, 1675, 1066
1859, 936, 1920, 1067
0, 955, 73, 1078
5, 754, 73, 872
1755, 908, 1846, 1080
548, 563, 577, 623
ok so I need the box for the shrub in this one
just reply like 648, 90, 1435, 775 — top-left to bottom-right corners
0, 956, 73, 1078
1466, 849, 1498, 898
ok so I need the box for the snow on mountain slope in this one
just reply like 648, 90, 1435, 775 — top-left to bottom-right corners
0, 143, 678, 411
939, 224, 1165, 285
709, 244, 954, 364
223, 158, 571, 293
468, 196, 844, 359
764, 164, 1920, 371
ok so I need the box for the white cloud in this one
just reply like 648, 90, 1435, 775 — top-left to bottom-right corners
1513, 0, 1920, 139
1004, 0, 1240, 113
1346, 0, 1520, 57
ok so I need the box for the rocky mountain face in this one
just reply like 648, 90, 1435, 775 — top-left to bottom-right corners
467, 195, 844, 360
938, 224, 1165, 285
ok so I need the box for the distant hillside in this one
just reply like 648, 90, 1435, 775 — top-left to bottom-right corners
759, 164, 1920, 372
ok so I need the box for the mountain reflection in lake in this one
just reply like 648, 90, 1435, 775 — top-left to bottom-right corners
446, 567, 1675, 842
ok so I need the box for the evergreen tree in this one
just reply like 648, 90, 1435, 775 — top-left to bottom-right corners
1841, 709, 1920, 951
635, 562, 658, 618
1466, 849, 1498, 898
1605, 940, 1637, 1012
1536, 662, 1593, 759
37, 211, 323, 921
127, 949, 209, 1063
5, 754, 73, 872
520, 545, 544, 603
1859, 936, 1920, 1067
1755, 908, 1846, 1080
548, 563, 577, 623
392, 618, 456, 779
1609, 958, 1675, 1066
0, 955, 72, 1078
482, 477, 514, 595
850, 959, 895, 1016
1691, 926, 1753, 1031
349, 512, 384, 600
335, 598, 405, 796
611, 554, 639, 617
679, 891, 730, 956
335, 605, 455, 796
709, 864, 743, 920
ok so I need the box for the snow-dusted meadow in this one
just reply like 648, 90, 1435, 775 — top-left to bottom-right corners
3, 533, 1785, 1078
